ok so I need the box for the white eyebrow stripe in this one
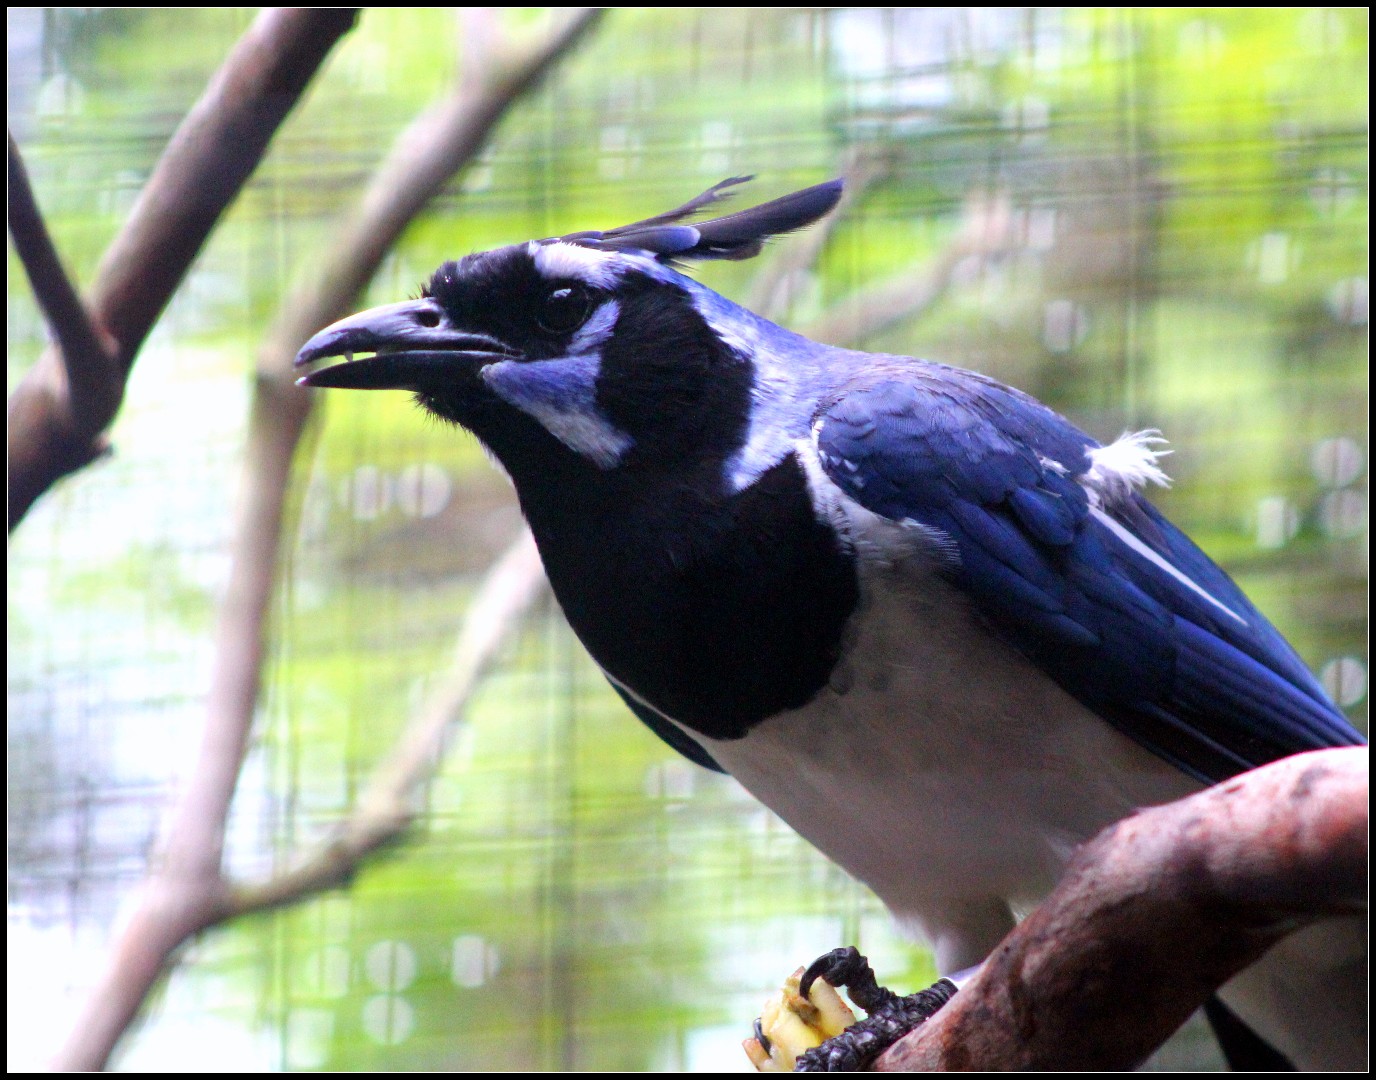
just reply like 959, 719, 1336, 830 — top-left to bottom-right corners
1090, 507, 1247, 626
530, 240, 622, 288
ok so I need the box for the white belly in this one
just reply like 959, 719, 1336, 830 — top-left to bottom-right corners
689, 564, 1367, 1069
696, 561, 1198, 969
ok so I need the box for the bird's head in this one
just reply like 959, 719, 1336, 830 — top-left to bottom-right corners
295, 177, 843, 479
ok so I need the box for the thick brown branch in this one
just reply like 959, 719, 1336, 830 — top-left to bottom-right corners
876, 748, 1368, 1071
8, 8, 358, 530
259, 7, 605, 374
92, 8, 360, 366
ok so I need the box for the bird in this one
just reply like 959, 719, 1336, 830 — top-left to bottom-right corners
295, 177, 1366, 1069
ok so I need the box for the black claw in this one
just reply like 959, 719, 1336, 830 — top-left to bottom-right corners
799, 946, 896, 1014
753, 1016, 772, 1056
792, 947, 959, 1072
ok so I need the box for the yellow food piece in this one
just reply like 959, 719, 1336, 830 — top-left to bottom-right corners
743, 967, 858, 1071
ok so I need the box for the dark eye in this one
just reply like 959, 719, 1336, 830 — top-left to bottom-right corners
537, 285, 593, 335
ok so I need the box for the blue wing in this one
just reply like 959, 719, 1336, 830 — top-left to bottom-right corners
815, 373, 1364, 784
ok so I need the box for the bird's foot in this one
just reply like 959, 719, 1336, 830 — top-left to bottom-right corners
744, 947, 957, 1072
742, 963, 857, 1072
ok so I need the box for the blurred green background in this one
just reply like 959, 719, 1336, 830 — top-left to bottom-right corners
7, 8, 1367, 1071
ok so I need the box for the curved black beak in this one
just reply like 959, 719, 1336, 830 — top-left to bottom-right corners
294, 299, 521, 390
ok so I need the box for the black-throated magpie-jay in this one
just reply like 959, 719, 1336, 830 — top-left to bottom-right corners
296, 178, 1366, 1069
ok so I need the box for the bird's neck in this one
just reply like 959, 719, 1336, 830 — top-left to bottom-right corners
508, 449, 860, 740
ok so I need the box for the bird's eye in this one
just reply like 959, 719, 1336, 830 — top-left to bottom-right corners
537, 285, 593, 336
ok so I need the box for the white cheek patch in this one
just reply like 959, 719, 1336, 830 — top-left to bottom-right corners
530, 240, 622, 289
482, 356, 633, 468
481, 301, 633, 470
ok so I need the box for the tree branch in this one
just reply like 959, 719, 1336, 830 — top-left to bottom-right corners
8, 8, 359, 530
181, 3, 603, 877
258, 7, 606, 373
229, 530, 547, 916
876, 748, 1367, 1071
185, 0, 602, 895
7, 131, 120, 428
50, 11, 602, 1070
802, 193, 1016, 349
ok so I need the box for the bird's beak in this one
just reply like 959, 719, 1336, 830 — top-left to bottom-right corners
294, 299, 521, 390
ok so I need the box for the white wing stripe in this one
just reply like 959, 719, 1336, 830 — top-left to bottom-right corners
1090, 507, 1247, 626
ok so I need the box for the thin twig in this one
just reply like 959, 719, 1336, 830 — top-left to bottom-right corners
802, 193, 1016, 348
179, 0, 602, 879
7, 131, 120, 426
230, 530, 547, 916
176, 3, 603, 874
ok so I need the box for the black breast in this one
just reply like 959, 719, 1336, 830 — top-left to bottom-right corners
524, 452, 860, 739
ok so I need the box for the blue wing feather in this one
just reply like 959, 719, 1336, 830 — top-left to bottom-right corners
816, 375, 1363, 783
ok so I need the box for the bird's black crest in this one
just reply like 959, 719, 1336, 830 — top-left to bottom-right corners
550, 176, 844, 264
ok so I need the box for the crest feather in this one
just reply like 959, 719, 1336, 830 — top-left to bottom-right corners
547, 177, 844, 264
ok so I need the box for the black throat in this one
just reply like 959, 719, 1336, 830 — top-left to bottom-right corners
517, 450, 860, 739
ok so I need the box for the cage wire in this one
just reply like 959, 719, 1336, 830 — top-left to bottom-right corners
7, 7, 1368, 1072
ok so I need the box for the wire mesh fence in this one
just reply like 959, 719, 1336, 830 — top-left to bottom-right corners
8, 8, 1366, 1070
